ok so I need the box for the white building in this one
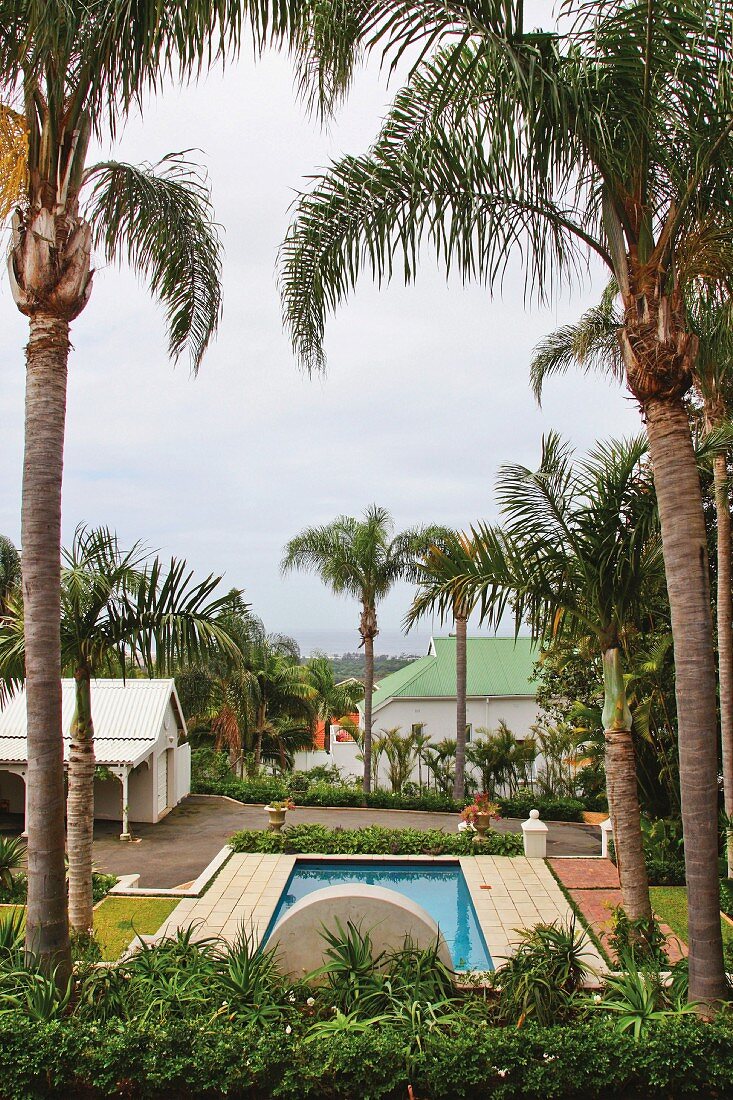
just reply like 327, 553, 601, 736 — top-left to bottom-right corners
0, 679, 191, 838
295, 636, 543, 786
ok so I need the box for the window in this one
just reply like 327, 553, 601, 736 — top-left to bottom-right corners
465, 724, 472, 743
411, 722, 425, 736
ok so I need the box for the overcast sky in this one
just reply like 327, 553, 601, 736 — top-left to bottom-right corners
0, 17, 642, 653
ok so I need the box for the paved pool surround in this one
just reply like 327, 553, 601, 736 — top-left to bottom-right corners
156, 853, 605, 972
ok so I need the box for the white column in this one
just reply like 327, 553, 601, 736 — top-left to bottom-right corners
600, 817, 613, 859
119, 767, 131, 841
22, 768, 29, 838
521, 808, 548, 858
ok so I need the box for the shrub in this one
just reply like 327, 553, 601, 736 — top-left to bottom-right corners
497, 792, 585, 822
228, 823, 524, 857
1, 1015, 733, 1099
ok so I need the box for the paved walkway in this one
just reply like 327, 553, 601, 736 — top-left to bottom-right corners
549, 858, 686, 964
157, 852, 604, 972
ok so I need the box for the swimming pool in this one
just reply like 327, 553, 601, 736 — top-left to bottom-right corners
264, 859, 493, 971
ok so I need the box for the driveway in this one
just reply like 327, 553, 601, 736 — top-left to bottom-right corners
88, 795, 601, 887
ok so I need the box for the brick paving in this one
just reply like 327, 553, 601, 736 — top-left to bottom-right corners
551, 858, 687, 964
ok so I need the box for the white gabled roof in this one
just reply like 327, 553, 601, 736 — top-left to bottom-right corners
0, 679, 186, 768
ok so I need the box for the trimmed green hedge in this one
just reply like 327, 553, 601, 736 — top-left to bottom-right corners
194, 773, 585, 821
228, 823, 524, 856
2, 1016, 733, 1099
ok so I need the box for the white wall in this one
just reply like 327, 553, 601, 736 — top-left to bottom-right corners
372, 696, 540, 743
175, 742, 191, 803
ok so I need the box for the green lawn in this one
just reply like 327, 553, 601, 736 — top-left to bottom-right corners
93, 897, 179, 960
650, 886, 733, 948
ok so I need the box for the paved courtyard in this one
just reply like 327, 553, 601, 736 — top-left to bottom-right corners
157, 851, 605, 972
1, 795, 602, 888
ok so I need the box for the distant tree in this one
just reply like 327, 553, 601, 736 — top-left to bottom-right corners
282, 506, 440, 792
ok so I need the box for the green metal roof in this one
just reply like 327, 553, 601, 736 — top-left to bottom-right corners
369, 636, 538, 712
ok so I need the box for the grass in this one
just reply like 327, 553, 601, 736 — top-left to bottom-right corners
1, 898, 179, 960
93, 897, 179, 960
650, 886, 733, 949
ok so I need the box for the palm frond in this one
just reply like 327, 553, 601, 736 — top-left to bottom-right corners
530, 298, 623, 404
83, 153, 222, 370
0, 103, 27, 220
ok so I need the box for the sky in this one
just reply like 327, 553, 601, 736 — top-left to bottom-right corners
0, 18, 642, 654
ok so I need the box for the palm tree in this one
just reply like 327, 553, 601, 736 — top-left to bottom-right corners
428, 435, 663, 925
407, 531, 479, 801
381, 726, 419, 794
245, 630, 316, 771
282, 505, 440, 792
306, 653, 364, 753
0, 536, 20, 614
0, 0, 310, 978
423, 739, 457, 799
532, 287, 733, 876
281, 0, 733, 1003
0, 526, 241, 932
176, 596, 262, 776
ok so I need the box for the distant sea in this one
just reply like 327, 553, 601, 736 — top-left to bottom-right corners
292, 628, 430, 658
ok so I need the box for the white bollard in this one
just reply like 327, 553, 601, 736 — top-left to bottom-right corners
522, 809, 548, 858
600, 817, 613, 858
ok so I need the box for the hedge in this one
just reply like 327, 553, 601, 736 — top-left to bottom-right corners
2, 1016, 733, 1099
228, 823, 525, 856
193, 774, 585, 822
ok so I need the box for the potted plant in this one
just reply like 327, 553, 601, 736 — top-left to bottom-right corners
461, 794, 500, 841
265, 798, 296, 832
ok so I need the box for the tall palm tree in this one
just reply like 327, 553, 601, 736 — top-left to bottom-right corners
406, 531, 479, 801
282, 506, 439, 791
0, 0, 305, 977
0, 526, 241, 931
306, 653, 364, 753
425, 435, 664, 925
532, 287, 733, 875
280, 0, 733, 1003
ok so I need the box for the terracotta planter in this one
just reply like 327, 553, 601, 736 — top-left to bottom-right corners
266, 806, 287, 833
473, 812, 493, 841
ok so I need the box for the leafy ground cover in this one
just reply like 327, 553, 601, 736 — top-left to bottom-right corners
650, 887, 733, 952
93, 897, 180, 960
228, 823, 524, 856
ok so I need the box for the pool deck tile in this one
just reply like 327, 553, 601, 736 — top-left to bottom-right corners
156, 851, 606, 973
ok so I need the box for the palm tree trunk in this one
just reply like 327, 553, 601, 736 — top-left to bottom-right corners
362, 633, 374, 793
712, 450, 733, 878
254, 704, 266, 770
645, 395, 726, 1006
68, 668, 96, 932
453, 614, 468, 802
602, 647, 651, 923
21, 312, 71, 979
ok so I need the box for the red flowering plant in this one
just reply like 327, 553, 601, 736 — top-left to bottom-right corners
267, 799, 296, 811
460, 793, 501, 825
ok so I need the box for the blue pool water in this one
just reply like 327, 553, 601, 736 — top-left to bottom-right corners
264, 859, 492, 971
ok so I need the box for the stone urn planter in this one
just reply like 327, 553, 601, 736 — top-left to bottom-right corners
473, 812, 493, 842
265, 800, 295, 833
460, 796, 501, 844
